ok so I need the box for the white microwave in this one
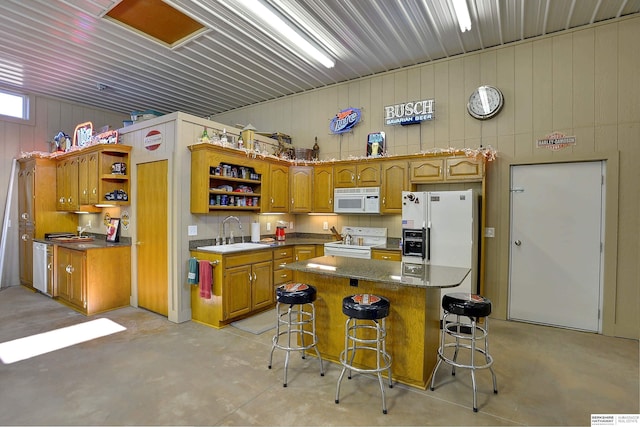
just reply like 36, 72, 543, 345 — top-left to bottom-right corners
333, 187, 380, 214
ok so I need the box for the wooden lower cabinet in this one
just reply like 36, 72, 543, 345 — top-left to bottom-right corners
294, 245, 316, 261
55, 245, 131, 315
191, 249, 273, 328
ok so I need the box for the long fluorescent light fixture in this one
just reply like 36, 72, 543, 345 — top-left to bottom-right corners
235, 0, 335, 68
452, 0, 472, 32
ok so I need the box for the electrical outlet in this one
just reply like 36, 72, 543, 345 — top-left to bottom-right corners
485, 227, 495, 238
322, 221, 329, 230
87, 220, 92, 229
289, 221, 294, 230
266, 222, 271, 231
188, 225, 197, 236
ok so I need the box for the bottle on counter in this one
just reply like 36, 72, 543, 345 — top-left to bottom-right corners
237, 134, 244, 149
201, 127, 210, 143
221, 129, 228, 146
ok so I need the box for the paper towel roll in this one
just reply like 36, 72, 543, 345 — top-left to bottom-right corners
251, 222, 260, 243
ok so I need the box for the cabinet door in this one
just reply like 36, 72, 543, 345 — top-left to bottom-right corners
289, 166, 313, 213
78, 155, 89, 205
18, 162, 34, 226
68, 249, 86, 310
56, 161, 66, 210
19, 227, 33, 286
266, 164, 289, 212
445, 157, 484, 181
86, 153, 99, 204
294, 245, 316, 261
313, 164, 334, 212
251, 260, 274, 311
410, 159, 444, 183
356, 164, 380, 186
334, 164, 356, 187
223, 265, 252, 319
56, 247, 71, 301
381, 160, 408, 214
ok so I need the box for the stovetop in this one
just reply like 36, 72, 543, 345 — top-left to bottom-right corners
324, 226, 387, 249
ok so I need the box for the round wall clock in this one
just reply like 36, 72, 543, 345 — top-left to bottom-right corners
467, 85, 504, 120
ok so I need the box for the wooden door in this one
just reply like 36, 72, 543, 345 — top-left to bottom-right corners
223, 264, 252, 319
251, 260, 273, 310
381, 160, 408, 214
68, 249, 86, 310
87, 153, 99, 204
509, 161, 604, 332
267, 164, 289, 212
78, 155, 89, 204
334, 164, 356, 187
136, 160, 169, 316
313, 164, 333, 212
356, 164, 380, 186
289, 166, 313, 213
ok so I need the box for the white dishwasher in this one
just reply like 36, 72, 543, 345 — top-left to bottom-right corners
32, 241, 51, 296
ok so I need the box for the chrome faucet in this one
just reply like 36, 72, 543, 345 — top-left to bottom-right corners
222, 215, 244, 244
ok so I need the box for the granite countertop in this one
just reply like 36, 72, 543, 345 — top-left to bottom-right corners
284, 255, 470, 289
35, 235, 131, 250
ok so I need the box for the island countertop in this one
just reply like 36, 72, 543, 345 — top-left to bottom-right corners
284, 255, 470, 289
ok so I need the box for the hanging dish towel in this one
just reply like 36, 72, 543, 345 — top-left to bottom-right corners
187, 257, 199, 285
199, 261, 212, 299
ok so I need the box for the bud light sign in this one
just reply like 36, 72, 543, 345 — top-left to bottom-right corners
330, 107, 361, 134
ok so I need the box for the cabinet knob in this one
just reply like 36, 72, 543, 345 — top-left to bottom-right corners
21, 234, 29, 241
65, 265, 74, 274
253, 272, 257, 281
514, 240, 522, 246
248, 272, 252, 282
59, 197, 65, 204
92, 188, 97, 195
382, 256, 390, 260
329, 198, 332, 205
135, 241, 143, 245
47, 262, 52, 271
21, 213, 29, 220
382, 197, 386, 206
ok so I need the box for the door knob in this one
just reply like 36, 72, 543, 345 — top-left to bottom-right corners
514, 240, 522, 246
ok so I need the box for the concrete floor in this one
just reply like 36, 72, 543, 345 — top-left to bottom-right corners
0, 285, 637, 426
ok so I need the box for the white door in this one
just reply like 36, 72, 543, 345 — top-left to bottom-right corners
509, 161, 604, 332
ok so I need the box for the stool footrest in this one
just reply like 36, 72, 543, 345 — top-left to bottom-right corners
437, 343, 494, 370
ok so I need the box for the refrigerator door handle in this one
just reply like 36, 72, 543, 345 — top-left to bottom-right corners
423, 226, 429, 261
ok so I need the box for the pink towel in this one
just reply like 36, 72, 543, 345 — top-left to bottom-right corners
199, 261, 212, 299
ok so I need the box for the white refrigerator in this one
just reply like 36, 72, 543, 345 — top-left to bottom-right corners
401, 189, 479, 302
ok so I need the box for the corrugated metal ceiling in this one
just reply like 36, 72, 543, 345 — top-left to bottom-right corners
0, 0, 638, 118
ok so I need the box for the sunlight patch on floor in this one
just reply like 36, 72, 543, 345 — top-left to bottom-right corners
0, 318, 126, 364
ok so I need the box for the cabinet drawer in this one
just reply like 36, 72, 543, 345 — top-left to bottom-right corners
371, 249, 401, 261
273, 269, 293, 285
272, 247, 293, 260
225, 250, 272, 268
274, 256, 294, 270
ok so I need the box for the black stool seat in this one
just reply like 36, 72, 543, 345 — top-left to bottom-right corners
342, 294, 390, 320
276, 283, 317, 305
442, 292, 491, 318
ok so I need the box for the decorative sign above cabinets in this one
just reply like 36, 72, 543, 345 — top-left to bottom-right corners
536, 132, 576, 150
73, 122, 93, 148
144, 129, 162, 151
330, 107, 362, 134
384, 99, 435, 126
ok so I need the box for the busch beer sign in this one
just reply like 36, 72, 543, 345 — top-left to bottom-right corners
384, 99, 435, 125
330, 107, 361, 134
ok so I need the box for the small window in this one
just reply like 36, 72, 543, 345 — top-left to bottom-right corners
0, 89, 30, 120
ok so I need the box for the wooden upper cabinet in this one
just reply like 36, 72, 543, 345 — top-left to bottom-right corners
289, 166, 313, 213
410, 158, 444, 183
265, 163, 289, 213
410, 156, 484, 183
380, 160, 408, 214
334, 163, 380, 187
313, 164, 334, 213
78, 153, 99, 205
445, 157, 484, 181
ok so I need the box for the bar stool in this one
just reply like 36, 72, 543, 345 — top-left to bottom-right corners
335, 293, 393, 414
430, 292, 498, 412
268, 283, 324, 387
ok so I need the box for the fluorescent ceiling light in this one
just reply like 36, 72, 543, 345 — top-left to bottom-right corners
234, 0, 335, 68
452, 0, 472, 32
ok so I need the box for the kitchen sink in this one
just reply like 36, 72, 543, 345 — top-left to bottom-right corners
195, 242, 270, 253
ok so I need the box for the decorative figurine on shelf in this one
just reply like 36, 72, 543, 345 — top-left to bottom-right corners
201, 127, 210, 143
312, 137, 319, 160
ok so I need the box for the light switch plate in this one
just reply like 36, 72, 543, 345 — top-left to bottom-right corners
188, 225, 198, 236
266, 222, 271, 231
323, 221, 329, 230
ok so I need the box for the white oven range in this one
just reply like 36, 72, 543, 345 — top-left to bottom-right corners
323, 226, 387, 259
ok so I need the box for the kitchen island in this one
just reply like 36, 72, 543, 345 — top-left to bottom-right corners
284, 255, 470, 389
